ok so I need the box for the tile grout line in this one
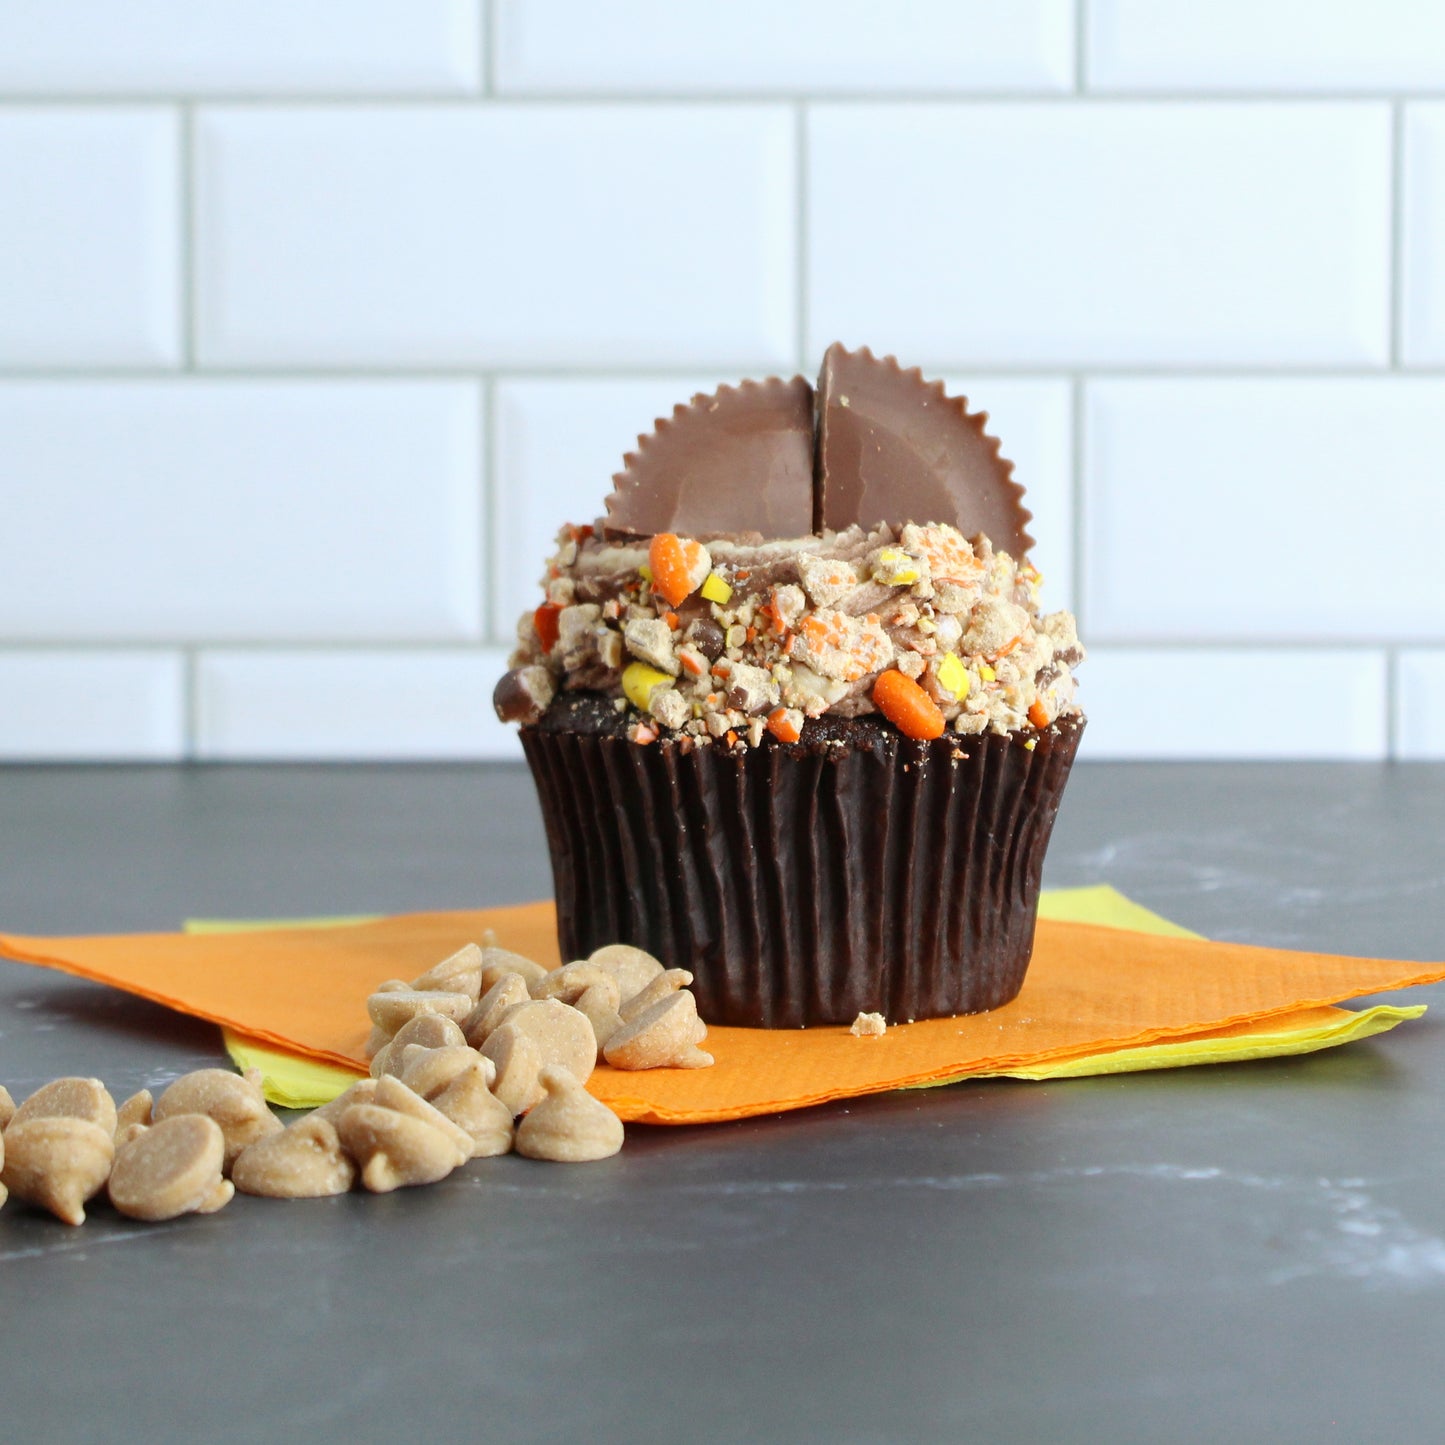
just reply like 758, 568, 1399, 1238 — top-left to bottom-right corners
1070, 375, 1087, 634
2, 90, 1444, 105
179, 103, 196, 369
9, 363, 1445, 383
481, 376, 497, 645
1390, 99, 1406, 367
794, 101, 809, 370
1385, 647, 1401, 761
482, 0, 497, 97
182, 646, 200, 761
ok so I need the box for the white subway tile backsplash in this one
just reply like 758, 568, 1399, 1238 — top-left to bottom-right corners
195, 105, 796, 368
1396, 652, 1445, 760
495, 0, 1073, 95
0, 651, 185, 761
0, 2, 481, 95
1083, 378, 1445, 642
492, 376, 717, 633
195, 649, 520, 760
0, 108, 179, 366
808, 103, 1391, 367
1089, 1, 1445, 91
0, 381, 483, 642
1079, 648, 1388, 760
943, 377, 1075, 611
1403, 104, 1445, 366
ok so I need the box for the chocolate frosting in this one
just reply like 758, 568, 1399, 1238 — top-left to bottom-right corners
814, 343, 1033, 556
602, 377, 814, 540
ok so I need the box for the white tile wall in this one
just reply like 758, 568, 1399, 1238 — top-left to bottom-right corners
0, 2, 483, 95
0, 652, 185, 761
195, 649, 519, 760
0, 108, 180, 366
1089, 1, 1445, 91
1081, 648, 1389, 760
2, 9, 1442, 761
1083, 378, 1445, 642
195, 105, 796, 367
1403, 104, 1445, 365
0, 381, 483, 641
494, 1, 1075, 94
808, 103, 1392, 367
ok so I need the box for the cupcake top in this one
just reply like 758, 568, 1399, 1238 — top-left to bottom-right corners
495, 344, 1084, 752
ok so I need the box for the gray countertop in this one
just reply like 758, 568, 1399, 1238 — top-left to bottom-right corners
4, 761, 1445, 1444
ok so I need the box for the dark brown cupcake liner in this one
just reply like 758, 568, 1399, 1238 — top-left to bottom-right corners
521, 712, 1084, 1029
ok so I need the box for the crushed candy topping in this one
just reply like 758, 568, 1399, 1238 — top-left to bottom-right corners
504, 521, 1084, 749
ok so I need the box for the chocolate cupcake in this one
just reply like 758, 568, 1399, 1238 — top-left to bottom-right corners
495, 344, 1085, 1028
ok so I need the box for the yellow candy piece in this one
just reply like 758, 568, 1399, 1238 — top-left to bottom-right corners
637, 562, 653, 584
979, 663, 997, 683
700, 571, 732, 605
936, 651, 969, 699
871, 547, 920, 587
622, 662, 672, 712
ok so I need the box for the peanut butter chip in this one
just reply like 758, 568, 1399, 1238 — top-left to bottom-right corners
462, 971, 531, 1048
109, 1114, 232, 1222
533, 960, 620, 1007
605, 991, 714, 1071
152, 1068, 282, 1170
618, 968, 694, 1024
515, 1067, 624, 1163
490, 998, 596, 1086
311, 1078, 379, 1126
410, 942, 485, 1000
432, 1060, 515, 1159
369, 1013, 468, 1079
587, 943, 665, 1002
478, 947, 551, 994
480, 1025, 545, 1117
399, 1043, 487, 1101
114, 1121, 149, 1150
574, 983, 624, 1057
335, 1104, 462, 1194
116, 1089, 154, 1136
370, 1075, 475, 1164
12, 1076, 118, 1136
366, 988, 474, 1035
2, 1117, 114, 1225
232, 1116, 356, 1199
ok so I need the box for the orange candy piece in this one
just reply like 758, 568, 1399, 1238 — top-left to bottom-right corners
648, 534, 711, 608
533, 602, 561, 653
872, 669, 946, 741
766, 707, 802, 744
1028, 699, 1050, 729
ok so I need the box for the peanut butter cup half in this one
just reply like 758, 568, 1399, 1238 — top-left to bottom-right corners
814, 342, 1033, 557
602, 376, 814, 541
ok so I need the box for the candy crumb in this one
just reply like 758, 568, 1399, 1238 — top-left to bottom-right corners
850, 1012, 887, 1038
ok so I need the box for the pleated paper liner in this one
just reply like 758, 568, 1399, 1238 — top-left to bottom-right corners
522, 705, 1084, 1028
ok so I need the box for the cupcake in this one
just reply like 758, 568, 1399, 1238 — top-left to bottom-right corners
494, 344, 1085, 1028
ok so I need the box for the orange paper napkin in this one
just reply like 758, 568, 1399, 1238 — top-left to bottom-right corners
1, 898, 1440, 1124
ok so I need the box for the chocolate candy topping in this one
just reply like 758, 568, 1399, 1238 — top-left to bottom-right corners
602, 377, 814, 541
814, 343, 1033, 556
599, 345, 1032, 556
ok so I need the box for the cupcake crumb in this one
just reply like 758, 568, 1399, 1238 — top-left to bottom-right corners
850, 1012, 887, 1038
